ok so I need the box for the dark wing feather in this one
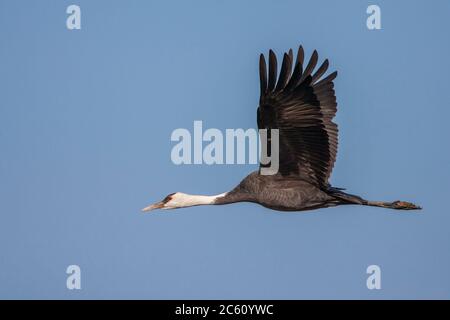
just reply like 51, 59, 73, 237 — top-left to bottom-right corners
258, 46, 339, 188
267, 50, 277, 92
288, 49, 294, 67
311, 59, 329, 83
259, 54, 267, 97
275, 53, 292, 92
299, 50, 318, 83
295, 45, 304, 67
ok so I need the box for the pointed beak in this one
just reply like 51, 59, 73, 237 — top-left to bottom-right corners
141, 201, 164, 212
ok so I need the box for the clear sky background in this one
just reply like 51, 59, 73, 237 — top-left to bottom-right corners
1, 0, 449, 299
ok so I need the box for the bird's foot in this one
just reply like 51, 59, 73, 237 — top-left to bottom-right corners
391, 201, 422, 210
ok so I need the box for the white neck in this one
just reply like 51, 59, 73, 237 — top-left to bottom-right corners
166, 192, 227, 209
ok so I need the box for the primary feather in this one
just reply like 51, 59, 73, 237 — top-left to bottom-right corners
258, 46, 338, 188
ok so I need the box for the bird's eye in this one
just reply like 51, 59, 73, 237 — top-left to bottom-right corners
162, 193, 176, 203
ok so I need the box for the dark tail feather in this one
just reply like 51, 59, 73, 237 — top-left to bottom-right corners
330, 189, 422, 211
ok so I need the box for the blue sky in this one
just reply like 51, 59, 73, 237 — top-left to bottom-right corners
1, 0, 449, 299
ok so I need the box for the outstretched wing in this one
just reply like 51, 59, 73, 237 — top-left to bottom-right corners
258, 46, 338, 188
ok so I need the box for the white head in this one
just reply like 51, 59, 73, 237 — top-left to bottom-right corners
142, 192, 224, 212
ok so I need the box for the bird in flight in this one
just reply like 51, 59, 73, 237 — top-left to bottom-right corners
142, 45, 420, 212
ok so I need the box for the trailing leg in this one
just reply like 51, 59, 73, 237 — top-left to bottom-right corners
364, 200, 421, 210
